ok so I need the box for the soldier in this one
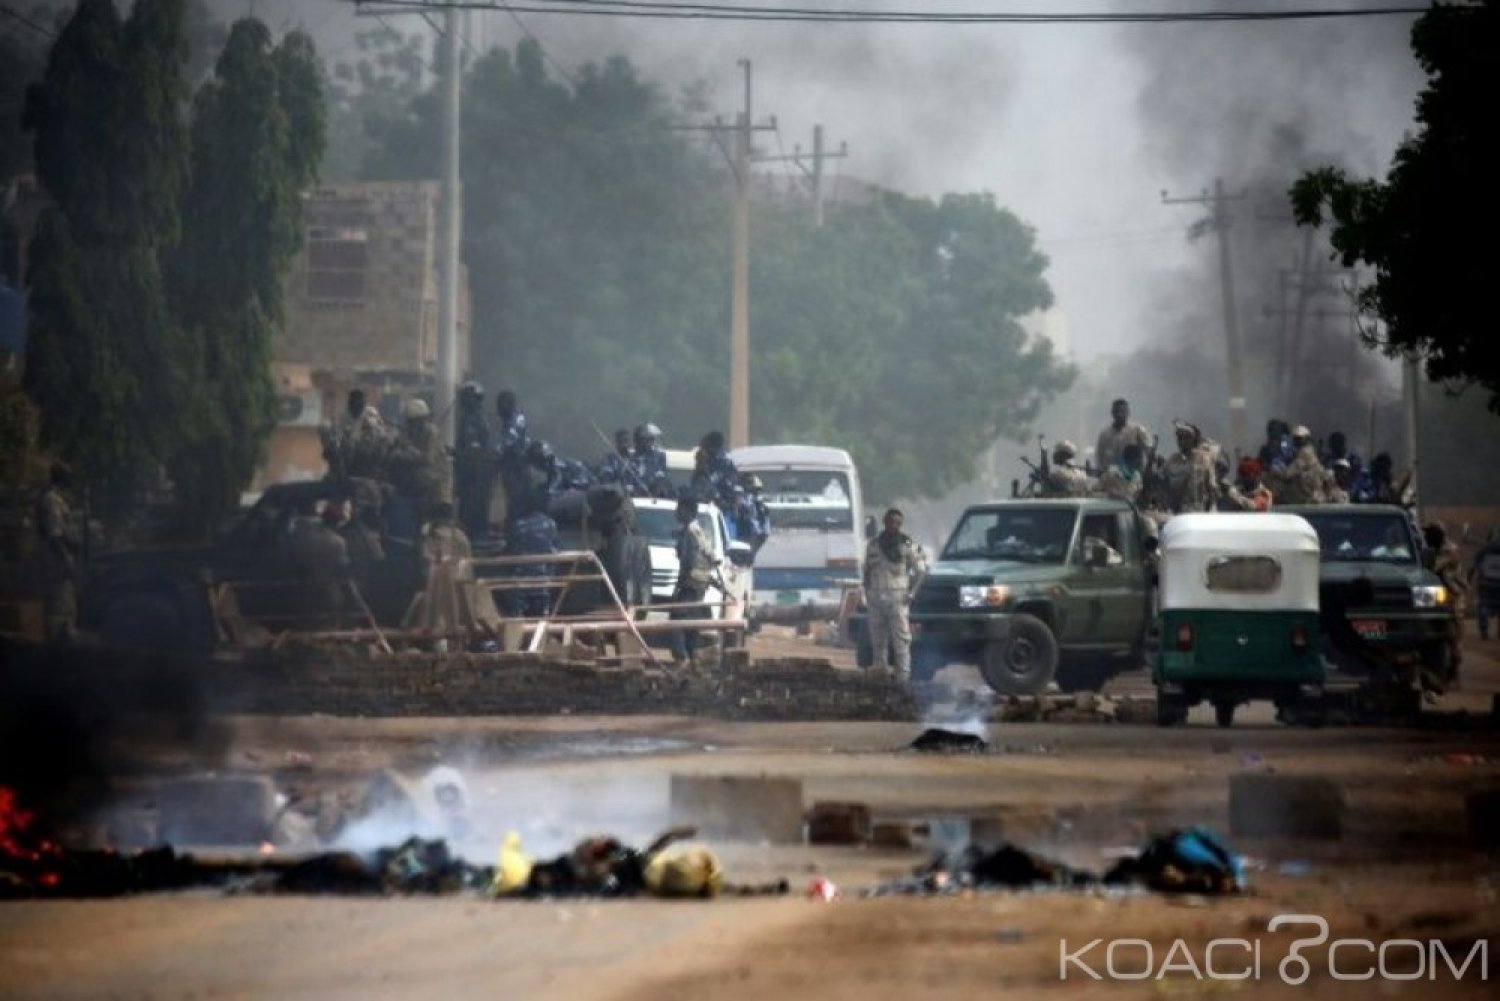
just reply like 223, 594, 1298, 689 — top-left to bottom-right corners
420, 500, 474, 576
862, 507, 926, 680
1043, 441, 1089, 497
1220, 457, 1274, 512
629, 423, 672, 498
1469, 527, 1500, 641
34, 462, 80, 643
1323, 430, 1362, 477
1095, 399, 1152, 473
452, 381, 494, 541
387, 398, 449, 542
668, 496, 717, 667
693, 431, 741, 513
1257, 419, 1294, 475
284, 500, 350, 627
735, 473, 772, 557
418, 501, 473, 634
504, 486, 559, 617
341, 481, 387, 583
1163, 421, 1218, 513
1268, 425, 1329, 504
1093, 443, 1144, 503
595, 429, 635, 487
1326, 459, 1354, 504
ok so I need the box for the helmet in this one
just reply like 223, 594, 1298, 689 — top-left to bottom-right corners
1291, 424, 1311, 440
634, 422, 661, 446
459, 380, 484, 403
402, 398, 431, 420
1053, 440, 1077, 460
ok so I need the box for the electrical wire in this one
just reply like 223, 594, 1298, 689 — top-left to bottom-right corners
1, 4, 57, 38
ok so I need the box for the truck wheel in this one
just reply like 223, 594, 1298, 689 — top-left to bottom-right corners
1214, 701, 1236, 728
980, 614, 1058, 695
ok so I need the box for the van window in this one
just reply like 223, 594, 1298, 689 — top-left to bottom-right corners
1204, 555, 1282, 593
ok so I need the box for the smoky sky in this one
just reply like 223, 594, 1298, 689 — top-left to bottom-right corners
217, 0, 1423, 370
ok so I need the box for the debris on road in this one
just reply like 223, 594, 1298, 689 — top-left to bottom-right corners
910, 728, 988, 753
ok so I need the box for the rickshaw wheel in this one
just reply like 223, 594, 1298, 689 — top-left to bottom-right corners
1214, 702, 1236, 728
980, 614, 1058, 695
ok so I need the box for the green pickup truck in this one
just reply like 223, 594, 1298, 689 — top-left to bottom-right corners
1279, 504, 1461, 695
858, 498, 1155, 694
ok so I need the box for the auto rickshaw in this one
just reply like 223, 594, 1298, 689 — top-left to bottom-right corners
1153, 513, 1323, 727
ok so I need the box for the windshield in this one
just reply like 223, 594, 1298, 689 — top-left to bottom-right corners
1298, 511, 1417, 564
635, 508, 718, 551
749, 469, 854, 532
942, 508, 1076, 563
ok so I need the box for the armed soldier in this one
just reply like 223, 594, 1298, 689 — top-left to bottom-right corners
1093, 443, 1145, 503
629, 423, 672, 498
1095, 399, 1152, 473
1042, 441, 1090, 497
453, 381, 495, 541
387, 398, 450, 541
1163, 421, 1218, 513
862, 507, 927, 681
668, 496, 717, 667
595, 429, 635, 487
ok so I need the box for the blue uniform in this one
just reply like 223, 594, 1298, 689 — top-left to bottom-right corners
629, 447, 671, 498
505, 510, 558, 616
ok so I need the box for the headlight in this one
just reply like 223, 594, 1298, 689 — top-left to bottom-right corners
1411, 585, 1449, 608
959, 584, 1011, 608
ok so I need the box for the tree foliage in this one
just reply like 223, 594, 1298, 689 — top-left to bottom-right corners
355, 37, 1070, 501
22, 2, 324, 527
1290, 0, 1498, 412
167, 19, 325, 531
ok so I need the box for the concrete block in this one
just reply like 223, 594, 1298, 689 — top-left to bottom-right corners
807, 801, 872, 845
1229, 774, 1344, 840
669, 775, 804, 843
157, 775, 276, 846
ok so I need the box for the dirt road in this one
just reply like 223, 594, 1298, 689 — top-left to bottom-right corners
2, 640, 1498, 999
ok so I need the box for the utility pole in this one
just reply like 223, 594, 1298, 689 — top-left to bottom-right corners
675, 61, 776, 449
757, 125, 850, 228
1163, 179, 1249, 452
1403, 349, 1421, 520
355, 1, 463, 450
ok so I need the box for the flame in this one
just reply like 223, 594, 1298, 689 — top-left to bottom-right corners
0, 786, 40, 859
258, 841, 276, 856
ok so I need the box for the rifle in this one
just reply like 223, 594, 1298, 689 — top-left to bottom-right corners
588, 420, 653, 497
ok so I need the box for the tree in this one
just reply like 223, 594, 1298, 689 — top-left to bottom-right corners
22, 0, 190, 516
1290, 0, 1499, 412
167, 19, 325, 531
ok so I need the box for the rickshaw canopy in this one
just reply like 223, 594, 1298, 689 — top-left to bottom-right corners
1159, 513, 1319, 613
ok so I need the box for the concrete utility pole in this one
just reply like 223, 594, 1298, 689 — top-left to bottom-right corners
435, 2, 461, 443
676, 61, 776, 449
758, 125, 850, 229
1403, 349, 1421, 520
1163, 179, 1249, 452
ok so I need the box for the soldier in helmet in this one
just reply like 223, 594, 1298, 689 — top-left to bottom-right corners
388, 397, 449, 541
692, 431, 742, 515
493, 390, 531, 527
629, 423, 671, 498
35, 462, 80, 643
453, 381, 495, 541
1043, 441, 1089, 497
595, 429, 635, 488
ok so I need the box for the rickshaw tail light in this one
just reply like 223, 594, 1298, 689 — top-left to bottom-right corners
1175, 622, 1194, 651
1291, 624, 1309, 652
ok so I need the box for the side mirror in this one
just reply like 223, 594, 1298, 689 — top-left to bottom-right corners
726, 540, 754, 568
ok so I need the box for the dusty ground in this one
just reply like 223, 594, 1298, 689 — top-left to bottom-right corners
1, 636, 1498, 1000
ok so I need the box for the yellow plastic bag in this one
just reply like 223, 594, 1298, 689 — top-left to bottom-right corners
643, 844, 723, 899
491, 831, 533, 895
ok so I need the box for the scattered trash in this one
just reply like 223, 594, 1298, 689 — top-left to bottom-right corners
910, 728, 988, 753
807, 876, 839, 902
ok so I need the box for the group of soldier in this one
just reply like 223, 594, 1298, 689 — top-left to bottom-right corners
1034, 398, 1415, 518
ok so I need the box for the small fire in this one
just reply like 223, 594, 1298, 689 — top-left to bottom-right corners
1, 785, 65, 891
258, 841, 276, 856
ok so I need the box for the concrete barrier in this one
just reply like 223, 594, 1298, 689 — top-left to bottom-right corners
669, 775, 804, 843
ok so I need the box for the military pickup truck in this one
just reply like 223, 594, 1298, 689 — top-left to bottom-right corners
855, 498, 1155, 694
1279, 504, 1460, 695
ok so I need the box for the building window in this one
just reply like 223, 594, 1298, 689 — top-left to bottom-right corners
305, 226, 368, 306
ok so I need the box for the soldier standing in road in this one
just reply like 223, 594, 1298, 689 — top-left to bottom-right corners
862, 507, 926, 680
1043, 441, 1090, 497
34, 462, 80, 643
1095, 399, 1152, 473
668, 496, 717, 667
1163, 421, 1218, 513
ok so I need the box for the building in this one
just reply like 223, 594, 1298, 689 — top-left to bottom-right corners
258, 181, 471, 489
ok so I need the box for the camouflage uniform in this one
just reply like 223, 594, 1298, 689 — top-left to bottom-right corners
863, 531, 926, 677
669, 519, 716, 664
1095, 422, 1152, 474
1269, 443, 1329, 505
421, 519, 473, 574
284, 515, 350, 625
1163, 446, 1218, 513
34, 484, 79, 643
1044, 462, 1090, 498
1092, 465, 1142, 503
391, 420, 452, 514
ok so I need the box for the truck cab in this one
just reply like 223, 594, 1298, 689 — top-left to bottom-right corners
857, 498, 1154, 693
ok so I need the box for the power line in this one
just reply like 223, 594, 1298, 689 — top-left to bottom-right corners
496, 2, 578, 87
352, 1, 1431, 26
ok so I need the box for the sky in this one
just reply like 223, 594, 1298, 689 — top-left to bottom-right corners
229, 0, 1429, 366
